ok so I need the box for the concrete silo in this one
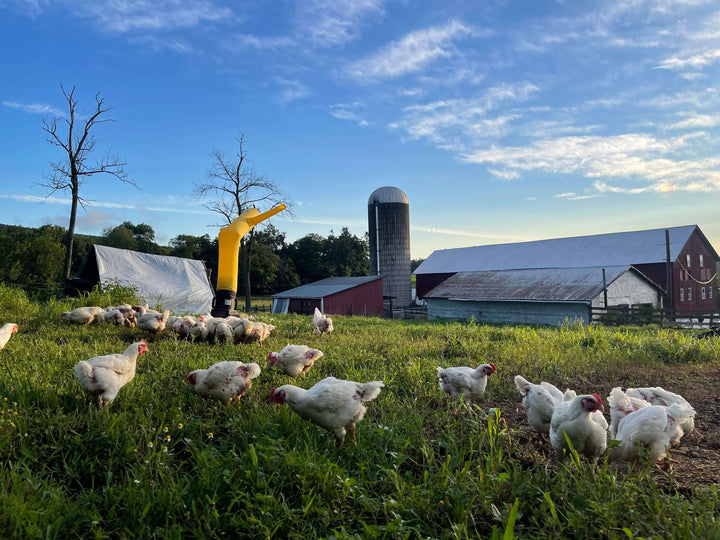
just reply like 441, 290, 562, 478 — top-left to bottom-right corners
368, 186, 412, 311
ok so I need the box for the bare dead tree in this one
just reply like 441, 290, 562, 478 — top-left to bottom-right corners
40, 84, 133, 280
194, 133, 290, 311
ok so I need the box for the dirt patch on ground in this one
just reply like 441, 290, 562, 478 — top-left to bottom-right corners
500, 363, 720, 492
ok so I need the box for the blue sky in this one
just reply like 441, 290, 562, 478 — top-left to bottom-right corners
1, 0, 719, 259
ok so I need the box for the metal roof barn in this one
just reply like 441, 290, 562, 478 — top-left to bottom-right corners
423, 266, 662, 325
415, 225, 699, 274
414, 224, 719, 312
272, 276, 383, 316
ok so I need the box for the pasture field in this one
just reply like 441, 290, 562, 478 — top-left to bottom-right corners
0, 283, 719, 539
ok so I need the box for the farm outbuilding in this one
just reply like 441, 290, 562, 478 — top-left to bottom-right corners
66, 245, 215, 314
271, 276, 383, 316
415, 225, 719, 315
422, 266, 662, 325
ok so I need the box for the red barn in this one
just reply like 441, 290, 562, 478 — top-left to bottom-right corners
271, 276, 383, 316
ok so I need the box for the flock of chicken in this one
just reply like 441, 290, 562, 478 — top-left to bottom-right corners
513, 375, 696, 464
61, 304, 278, 345
3, 308, 698, 460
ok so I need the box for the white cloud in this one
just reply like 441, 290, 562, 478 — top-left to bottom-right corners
329, 103, 369, 126
668, 114, 720, 129
75, 0, 234, 33
656, 48, 720, 70
298, 0, 386, 47
390, 83, 539, 148
410, 225, 527, 241
348, 20, 474, 80
0, 193, 210, 214
3, 100, 64, 116
462, 132, 720, 193
488, 168, 521, 181
274, 78, 311, 104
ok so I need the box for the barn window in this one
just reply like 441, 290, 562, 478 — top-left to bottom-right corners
688, 287, 693, 301
700, 254, 704, 267
686, 254, 691, 268
680, 288, 685, 302
702, 287, 706, 300
710, 287, 714, 299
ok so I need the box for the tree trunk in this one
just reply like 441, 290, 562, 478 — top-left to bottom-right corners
62, 180, 79, 280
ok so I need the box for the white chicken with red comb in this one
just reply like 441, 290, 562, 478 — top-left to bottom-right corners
0, 323, 18, 352
269, 377, 384, 448
550, 393, 608, 462
74, 341, 148, 407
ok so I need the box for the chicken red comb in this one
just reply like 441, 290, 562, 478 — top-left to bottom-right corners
592, 393, 603, 404
489, 362, 496, 371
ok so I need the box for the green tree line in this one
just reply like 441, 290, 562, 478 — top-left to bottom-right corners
0, 222, 369, 298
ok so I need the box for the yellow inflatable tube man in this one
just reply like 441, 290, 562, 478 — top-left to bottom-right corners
212, 204, 286, 316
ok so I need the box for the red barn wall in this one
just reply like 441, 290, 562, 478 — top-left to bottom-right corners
674, 231, 719, 310
324, 280, 384, 316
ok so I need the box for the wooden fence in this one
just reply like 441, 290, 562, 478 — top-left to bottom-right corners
590, 306, 720, 328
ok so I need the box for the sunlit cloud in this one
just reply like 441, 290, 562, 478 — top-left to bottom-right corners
668, 114, 720, 129
411, 225, 528, 241
656, 48, 720, 70
461, 132, 720, 192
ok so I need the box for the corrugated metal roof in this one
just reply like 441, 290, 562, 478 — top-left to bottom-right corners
272, 276, 381, 299
415, 225, 699, 275
423, 266, 651, 302
368, 186, 409, 205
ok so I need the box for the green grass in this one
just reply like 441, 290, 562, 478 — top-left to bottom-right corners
0, 283, 719, 539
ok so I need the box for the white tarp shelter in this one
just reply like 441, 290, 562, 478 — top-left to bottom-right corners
69, 245, 214, 314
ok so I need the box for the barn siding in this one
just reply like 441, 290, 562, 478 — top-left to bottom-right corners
590, 270, 662, 308
675, 232, 719, 310
426, 299, 589, 326
323, 279, 384, 316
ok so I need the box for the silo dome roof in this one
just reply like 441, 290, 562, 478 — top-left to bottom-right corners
368, 186, 409, 205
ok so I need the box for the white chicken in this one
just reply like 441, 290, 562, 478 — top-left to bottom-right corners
74, 341, 148, 407
607, 387, 651, 438
549, 393, 608, 462
514, 375, 565, 434
137, 310, 171, 339
312, 307, 333, 335
625, 386, 695, 437
189, 321, 210, 342
213, 321, 235, 343
185, 361, 261, 404
62, 306, 104, 325
269, 377, 384, 448
437, 362, 496, 402
267, 345, 324, 376
610, 404, 696, 463
96, 309, 125, 325
233, 318, 254, 344
0, 323, 18, 351
244, 321, 275, 345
